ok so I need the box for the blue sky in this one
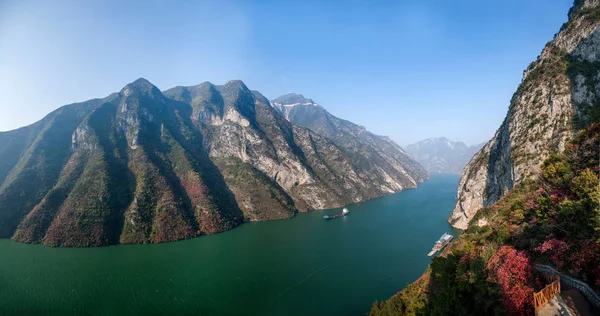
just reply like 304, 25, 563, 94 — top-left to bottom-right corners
0, 0, 573, 146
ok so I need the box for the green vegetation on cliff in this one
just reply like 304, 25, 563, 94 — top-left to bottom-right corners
213, 157, 296, 221
370, 124, 600, 315
0, 77, 427, 247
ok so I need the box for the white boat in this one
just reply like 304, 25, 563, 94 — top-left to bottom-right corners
323, 208, 349, 220
428, 233, 453, 256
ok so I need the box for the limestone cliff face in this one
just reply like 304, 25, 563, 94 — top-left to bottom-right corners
165, 82, 418, 216
449, 0, 600, 229
270, 93, 428, 190
4, 77, 422, 247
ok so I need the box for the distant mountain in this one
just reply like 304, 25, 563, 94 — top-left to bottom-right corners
270, 93, 429, 187
0, 79, 427, 247
405, 138, 484, 174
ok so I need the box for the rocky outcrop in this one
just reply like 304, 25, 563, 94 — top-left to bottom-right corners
4, 79, 245, 247
165, 83, 418, 213
270, 93, 428, 190
449, 0, 600, 229
0, 78, 428, 247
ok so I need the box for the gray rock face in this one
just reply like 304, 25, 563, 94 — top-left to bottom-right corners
270, 93, 428, 190
406, 138, 484, 174
449, 1, 600, 229
164, 83, 425, 217
0, 77, 429, 246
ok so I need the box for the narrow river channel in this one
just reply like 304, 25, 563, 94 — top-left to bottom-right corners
0, 175, 460, 315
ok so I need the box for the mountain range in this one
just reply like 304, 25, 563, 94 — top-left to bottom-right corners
270, 93, 427, 184
405, 138, 484, 174
0, 80, 427, 247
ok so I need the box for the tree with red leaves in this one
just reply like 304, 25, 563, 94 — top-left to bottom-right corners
535, 238, 570, 269
488, 246, 536, 315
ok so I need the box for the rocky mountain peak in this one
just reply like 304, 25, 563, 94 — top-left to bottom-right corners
571, 0, 600, 18
193, 81, 216, 92
221, 80, 249, 92
218, 80, 255, 116
272, 93, 316, 106
270, 93, 320, 119
267, 93, 428, 188
163, 82, 221, 107
120, 78, 163, 101
406, 138, 482, 174
218, 80, 252, 102
0, 77, 428, 248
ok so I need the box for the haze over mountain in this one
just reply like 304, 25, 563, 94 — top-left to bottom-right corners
0, 1, 573, 149
0, 79, 427, 247
405, 138, 484, 174
270, 93, 428, 184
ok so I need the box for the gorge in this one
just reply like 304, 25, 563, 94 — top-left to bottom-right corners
1, 1, 599, 315
0, 175, 459, 315
371, 1, 600, 315
0, 79, 426, 247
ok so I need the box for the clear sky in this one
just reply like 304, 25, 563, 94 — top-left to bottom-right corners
0, 0, 573, 146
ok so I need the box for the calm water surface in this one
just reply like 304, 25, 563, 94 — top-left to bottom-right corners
0, 175, 460, 316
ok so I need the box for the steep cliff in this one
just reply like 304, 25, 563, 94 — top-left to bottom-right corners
3, 79, 245, 246
165, 83, 422, 211
270, 93, 428, 189
370, 123, 600, 316
449, 0, 600, 229
0, 78, 427, 247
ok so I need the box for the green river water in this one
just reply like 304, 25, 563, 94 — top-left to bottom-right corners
0, 174, 460, 316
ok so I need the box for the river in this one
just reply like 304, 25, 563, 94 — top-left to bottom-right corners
0, 174, 460, 315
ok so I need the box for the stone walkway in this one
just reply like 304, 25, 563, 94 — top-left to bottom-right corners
537, 288, 596, 316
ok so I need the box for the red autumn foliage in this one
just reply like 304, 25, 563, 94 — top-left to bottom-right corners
535, 238, 569, 269
488, 246, 535, 316
550, 189, 570, 205
523, 198, 539, 212
569, 240, 600, 274
523, 189, 543, 211
459, 251, 477, 266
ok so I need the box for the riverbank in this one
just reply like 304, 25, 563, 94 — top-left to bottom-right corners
0, 175, 459, 315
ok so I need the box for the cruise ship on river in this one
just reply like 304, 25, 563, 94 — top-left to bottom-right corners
323, 208, 349, 220
428, 233, 453, 257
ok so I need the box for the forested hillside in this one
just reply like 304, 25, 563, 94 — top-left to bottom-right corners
371, 0, 600, 314
370, 124, 599, 315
